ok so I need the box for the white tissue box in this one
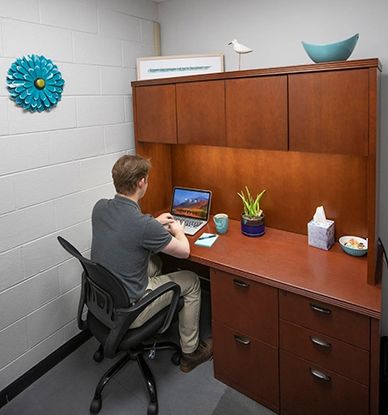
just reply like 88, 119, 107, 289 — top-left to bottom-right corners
307, 220, 335, 250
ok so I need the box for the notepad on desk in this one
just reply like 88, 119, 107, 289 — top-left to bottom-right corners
194, 233, 219, 247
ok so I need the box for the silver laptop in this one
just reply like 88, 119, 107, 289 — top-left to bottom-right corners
170, 187, 212, 236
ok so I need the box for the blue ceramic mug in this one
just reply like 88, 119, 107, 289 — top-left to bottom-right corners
213, 213, 229, 234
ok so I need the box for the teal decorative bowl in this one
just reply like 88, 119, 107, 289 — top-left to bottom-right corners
302, 33, 359, 63
339, 235, 368, 257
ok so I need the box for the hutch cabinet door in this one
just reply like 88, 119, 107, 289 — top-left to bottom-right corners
289, 69, 369, 155
176, 80, 226, 146
226, 76, 288, 150
134, 84, 177, 144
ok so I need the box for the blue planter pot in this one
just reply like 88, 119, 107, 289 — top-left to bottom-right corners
241, 214, 265, 237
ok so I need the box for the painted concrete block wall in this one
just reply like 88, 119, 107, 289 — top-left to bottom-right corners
0, 0, 157, 390
158, 0, 388, 334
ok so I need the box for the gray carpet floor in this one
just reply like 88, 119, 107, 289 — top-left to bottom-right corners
0, 291, 276, 415
213, 388, 276, 415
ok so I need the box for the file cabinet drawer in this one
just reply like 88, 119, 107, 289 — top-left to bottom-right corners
280, 351, 369, 415
280, 320, 369, 385
211, 269, 278, 345
279, 290, 370, 349
213, 321, 279, 410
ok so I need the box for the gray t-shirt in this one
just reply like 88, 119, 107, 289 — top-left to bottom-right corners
91, 195, 172, 300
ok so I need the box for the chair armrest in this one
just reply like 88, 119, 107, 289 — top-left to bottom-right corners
145, 281, 181, 334
104, 282, 181, 357
117, 281, 181, 333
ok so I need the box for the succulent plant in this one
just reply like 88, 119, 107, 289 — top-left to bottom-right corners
237, 186, 266, 218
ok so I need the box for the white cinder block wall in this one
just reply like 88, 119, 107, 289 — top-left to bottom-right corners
158, 0, 388, 335
0, 0, 158, 390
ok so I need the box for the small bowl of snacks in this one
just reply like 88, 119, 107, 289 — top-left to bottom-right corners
339, 236, 368, 257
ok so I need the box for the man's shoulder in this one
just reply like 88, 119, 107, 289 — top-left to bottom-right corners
93, 198, 109, 210
92, 198, 115, 217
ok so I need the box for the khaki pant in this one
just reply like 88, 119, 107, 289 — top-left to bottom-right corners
130, 255, 201, 354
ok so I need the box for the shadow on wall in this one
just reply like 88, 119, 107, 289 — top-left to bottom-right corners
379, 72, 388, 336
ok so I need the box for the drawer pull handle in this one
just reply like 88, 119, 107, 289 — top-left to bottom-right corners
310, 368, 331, 382
233, 279, 249, 288
310, 303, 332, 315
310, 336, 332, 349
234, 335, 251, 346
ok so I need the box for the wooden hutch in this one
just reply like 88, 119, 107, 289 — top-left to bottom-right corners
131, 59, 382, 415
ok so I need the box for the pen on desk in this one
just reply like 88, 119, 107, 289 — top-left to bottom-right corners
198, 234, 217, 240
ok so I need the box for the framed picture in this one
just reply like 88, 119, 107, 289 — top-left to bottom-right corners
136, 54, 224, 80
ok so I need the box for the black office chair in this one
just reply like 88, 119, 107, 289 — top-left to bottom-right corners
57, 236, 183, 415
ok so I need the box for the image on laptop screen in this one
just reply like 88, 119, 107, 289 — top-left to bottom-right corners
171, 188, 211, 220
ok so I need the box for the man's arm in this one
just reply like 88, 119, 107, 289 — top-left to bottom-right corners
161, 221, 190, 259
155, 212, 174, 225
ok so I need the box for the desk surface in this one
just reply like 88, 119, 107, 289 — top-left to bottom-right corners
187, 219, 381, 319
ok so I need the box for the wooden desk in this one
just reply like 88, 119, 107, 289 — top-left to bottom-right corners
189, 219, 381, 318
177, 219, 381, 414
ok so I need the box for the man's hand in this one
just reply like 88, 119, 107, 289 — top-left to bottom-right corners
155, 212, 174, 226
168, 219, 185, 236
161, 219, 190, 258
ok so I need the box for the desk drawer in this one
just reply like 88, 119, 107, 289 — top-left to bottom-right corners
280, 320, 369, 385
211, 269, 278, 345
213, 321, 279, 410
280, 351, 369, 415
279, 290, 370, 349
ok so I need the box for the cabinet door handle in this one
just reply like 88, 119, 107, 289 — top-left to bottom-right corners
233, 279, 249, 288
310, 368, 331, 382
310, 303, 332, 315
310, 336, 332, 349
234, 335, 251, 345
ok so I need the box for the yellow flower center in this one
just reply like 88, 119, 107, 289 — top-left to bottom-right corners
34, 78, 46, 89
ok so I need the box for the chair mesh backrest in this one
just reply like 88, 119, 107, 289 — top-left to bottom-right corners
57, 236, 130, 326
82, 261, 130, 309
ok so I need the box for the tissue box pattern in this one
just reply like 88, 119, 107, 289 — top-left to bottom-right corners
307, 220, 335, 250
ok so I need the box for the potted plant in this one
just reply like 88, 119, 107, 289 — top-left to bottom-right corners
237, 186, 266, 237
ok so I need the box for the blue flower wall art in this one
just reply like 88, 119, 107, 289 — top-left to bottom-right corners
7, 54, 65, 112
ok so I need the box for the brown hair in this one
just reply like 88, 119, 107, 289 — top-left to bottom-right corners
112, 155, 151, 195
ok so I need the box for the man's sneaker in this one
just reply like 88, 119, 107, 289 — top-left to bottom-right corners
180, 338, 213, 373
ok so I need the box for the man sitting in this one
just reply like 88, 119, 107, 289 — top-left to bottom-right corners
91, 154, 212, 372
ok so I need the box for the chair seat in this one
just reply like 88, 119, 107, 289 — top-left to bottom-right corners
87, 298, 184, 353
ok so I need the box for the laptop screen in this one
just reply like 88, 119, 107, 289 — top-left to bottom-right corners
171, 187, 212, 221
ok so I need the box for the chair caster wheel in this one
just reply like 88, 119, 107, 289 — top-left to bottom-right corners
93, 350, 104, 363
171, 351, 181, 366
90, 397, 102, 414
147, 401, 158, 415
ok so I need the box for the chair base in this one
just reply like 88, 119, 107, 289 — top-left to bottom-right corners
90, 341, 181, 415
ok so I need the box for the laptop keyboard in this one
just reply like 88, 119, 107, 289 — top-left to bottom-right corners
173, 216, 203, 228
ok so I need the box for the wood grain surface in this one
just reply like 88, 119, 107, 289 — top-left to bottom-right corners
188, 219, 381, 317
226, 76, 288, 150
171, 145, 368, 238
289, 69, 369, 155
176, 80, 226, 146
